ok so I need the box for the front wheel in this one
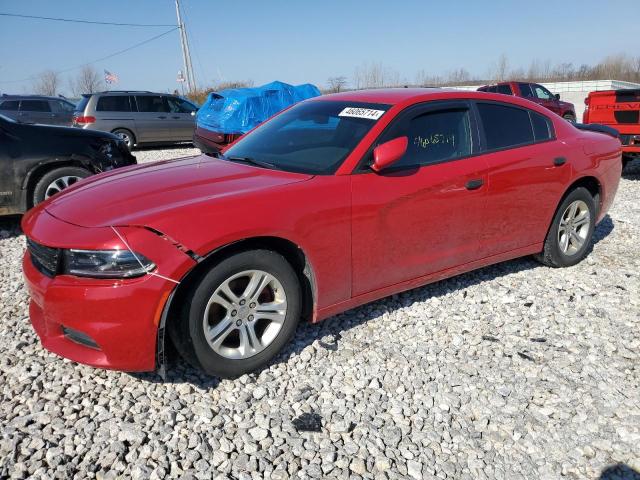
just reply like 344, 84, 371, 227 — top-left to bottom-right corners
535, 187, 596, 267
171, 250, 302, 378
32, 166, 91, 206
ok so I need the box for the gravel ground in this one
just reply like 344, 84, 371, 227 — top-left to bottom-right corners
0, 151, 639, 480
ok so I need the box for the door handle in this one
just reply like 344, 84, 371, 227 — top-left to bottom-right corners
553, 157, 566, 166
171, 116, 180, 119
465, 179, 484, 190
157, 115, 167, 119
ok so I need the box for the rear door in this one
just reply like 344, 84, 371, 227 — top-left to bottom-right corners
18, 99, 52, 124
134, 95, 174, 142
165, 96, 197, 141
475, 101, 571, 255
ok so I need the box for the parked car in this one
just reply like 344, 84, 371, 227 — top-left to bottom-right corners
22, 88, 621, 378
0, 94, 76, 126
478, 82, 576, 122
0, 114, 136, 215
73, 90, 198, 150
583, 88, 640, 168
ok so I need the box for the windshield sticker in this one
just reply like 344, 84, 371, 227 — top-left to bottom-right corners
338, 107, 385, 120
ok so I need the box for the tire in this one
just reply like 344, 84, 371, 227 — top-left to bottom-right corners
171, 249, 302, 378
534, 187, 596, 268
111, 128, 136, 150
563, 113, 576, 123
32, 166, 91, 206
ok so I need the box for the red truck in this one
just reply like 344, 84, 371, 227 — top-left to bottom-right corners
584, 89, 640, 168
478, 82, 576, 122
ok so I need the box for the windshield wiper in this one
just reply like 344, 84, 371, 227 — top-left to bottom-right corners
224, 155, 279, 170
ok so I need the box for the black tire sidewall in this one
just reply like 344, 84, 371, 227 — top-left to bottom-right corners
32, 166, 91, 205
547, 187, 596, 267
185, 250, 301, 378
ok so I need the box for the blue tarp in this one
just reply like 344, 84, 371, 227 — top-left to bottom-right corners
196, 81, 321, 134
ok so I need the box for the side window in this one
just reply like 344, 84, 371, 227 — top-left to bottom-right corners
0, 100, 20, 111
96, 96, 132, 112
518, 83, 535, 98
530, 111, 554, 141
533, 85, 553, 100
496, 84, 513, 95
387, 107, 472, 168
166, 96, 197, 113
136, 95, 169, 113
477, 103, 534, 150
20, 100, 51, 112
52, 100, 75, 113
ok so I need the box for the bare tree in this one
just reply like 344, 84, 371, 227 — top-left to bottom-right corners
353, 62, 400, 89
33, 70, 60, 96
491, 54, 510, 82
70, 65, 103, 96
327, 76, 347, 93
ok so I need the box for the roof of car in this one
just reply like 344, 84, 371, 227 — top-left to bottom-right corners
0, 94, 67, 100
314, 87, 526, 106
314, 88, 465, 105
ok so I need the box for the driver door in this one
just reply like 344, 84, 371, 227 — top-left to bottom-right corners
350, 101, 489, 296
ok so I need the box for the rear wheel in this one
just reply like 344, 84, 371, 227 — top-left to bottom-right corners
563, 113, 576, 123
112, 128, 136, 150
32, 166, 91, 206
170, 249, 302, 378
535, 187, 596, 267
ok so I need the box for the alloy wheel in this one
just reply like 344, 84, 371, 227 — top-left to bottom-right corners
202, 270, 287, 359
557, 200, 590, 255
44, 176, 83, 199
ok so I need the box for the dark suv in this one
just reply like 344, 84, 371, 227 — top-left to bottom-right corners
0, 95, 76, 126
0, 114, 136, 215
73, 91, 198, 150
478, 82, 576, 122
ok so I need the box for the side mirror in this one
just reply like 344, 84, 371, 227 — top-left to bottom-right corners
372, 136, 408, 172
554, 94, 560, 101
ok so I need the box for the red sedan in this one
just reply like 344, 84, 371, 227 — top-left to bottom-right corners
22, 89, 622, 378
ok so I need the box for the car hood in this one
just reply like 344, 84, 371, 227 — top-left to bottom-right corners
558, 100, 574, 109
19, 121, 120, 140
44, 155, 313, 228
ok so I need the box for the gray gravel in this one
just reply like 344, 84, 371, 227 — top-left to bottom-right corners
1, 152, 639, 479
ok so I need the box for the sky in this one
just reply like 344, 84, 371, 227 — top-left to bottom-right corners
0, 0, 638, 95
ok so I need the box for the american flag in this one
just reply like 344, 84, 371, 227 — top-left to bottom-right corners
104, 70, 119, 84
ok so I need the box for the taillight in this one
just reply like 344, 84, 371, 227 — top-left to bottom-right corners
74, 115, 96, 125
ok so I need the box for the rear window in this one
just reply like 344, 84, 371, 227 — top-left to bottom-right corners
0, 100, 19, 111
75, 95, 91, 113
96, 96, 132, 112
530, 111, 553, 141
496, 84, 513, 95
477, 103, 534, 150
20, 100, 51, 112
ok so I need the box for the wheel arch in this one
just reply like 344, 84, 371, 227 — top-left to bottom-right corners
22, 159, 96, 210
158, 235, 318, 371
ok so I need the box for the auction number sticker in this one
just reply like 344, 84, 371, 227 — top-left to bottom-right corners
338, 107, 385, 120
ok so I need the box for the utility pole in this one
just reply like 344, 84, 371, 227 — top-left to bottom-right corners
175, 0, 196, 94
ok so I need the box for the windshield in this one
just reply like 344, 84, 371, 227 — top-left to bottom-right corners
223, 100, 390, 174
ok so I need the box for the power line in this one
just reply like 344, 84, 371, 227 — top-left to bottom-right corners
0, 12, 177, 27
0, 27, 179, 83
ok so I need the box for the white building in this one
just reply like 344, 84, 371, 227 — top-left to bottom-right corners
451, 80, 640, 121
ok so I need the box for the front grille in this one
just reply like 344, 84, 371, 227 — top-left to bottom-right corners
27, 238, 61, 277
620, 134, 630, 145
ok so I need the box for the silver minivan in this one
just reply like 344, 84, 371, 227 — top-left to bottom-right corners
0, 95, 76, 126
73, 91, 198, 150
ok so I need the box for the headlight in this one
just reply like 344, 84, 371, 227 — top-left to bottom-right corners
63, 249, 155, 278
